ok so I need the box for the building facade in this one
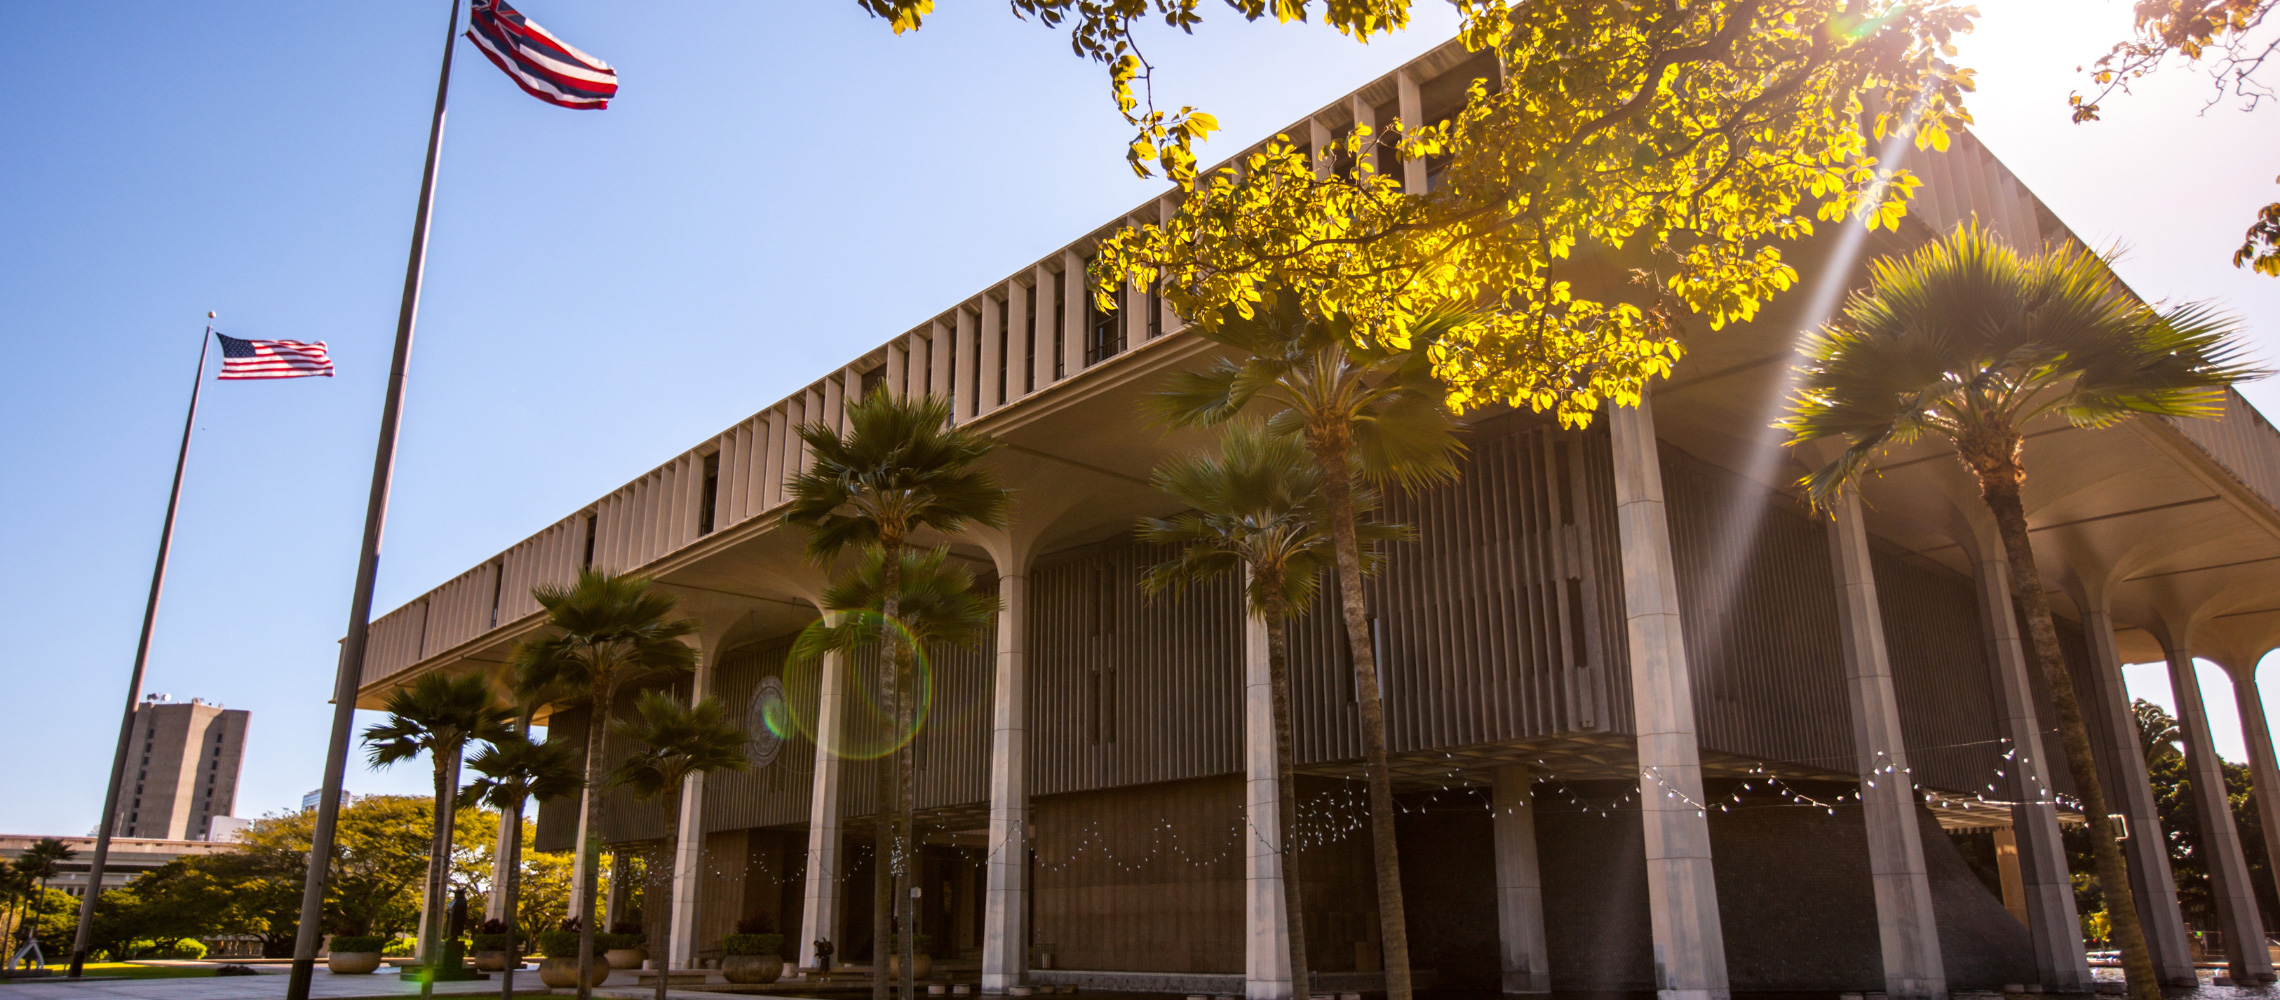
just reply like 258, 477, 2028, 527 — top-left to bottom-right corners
113, 695, 249, 842
0, 834, 239, 898
353, 37, 2280, 999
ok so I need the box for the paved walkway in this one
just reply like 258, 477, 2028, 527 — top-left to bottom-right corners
0, 969, 527, 1000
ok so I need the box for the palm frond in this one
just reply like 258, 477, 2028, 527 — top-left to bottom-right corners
607, 691, 752, 799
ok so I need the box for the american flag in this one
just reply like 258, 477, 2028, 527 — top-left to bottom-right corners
216, 333, 334, 380
465, 0, 618, 110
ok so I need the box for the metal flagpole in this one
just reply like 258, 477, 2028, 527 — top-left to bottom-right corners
63, 315, 218, 978
285, 1, 462, 996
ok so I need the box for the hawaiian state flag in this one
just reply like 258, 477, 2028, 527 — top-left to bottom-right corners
465, 0, 618, 109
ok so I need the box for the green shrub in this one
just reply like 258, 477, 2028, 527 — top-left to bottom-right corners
536, 930, 581, 959
165, 939, 208, 960
330, 935, 389, 954
720, 933, 783, 956
598, 932, 645, 950
381, 937, 416, 956
470, 933, 512, 951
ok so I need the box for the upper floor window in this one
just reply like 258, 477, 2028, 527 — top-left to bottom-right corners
698, 452, 720, 536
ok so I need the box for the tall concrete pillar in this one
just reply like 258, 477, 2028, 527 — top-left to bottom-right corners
1031, 264, 1056, 391
1395, 69, 1426, 192
1242, 604, 1294, 1000
1606, 396, 1730, 1000
1968, 551, 2089, 989
485, 808, 516, 923
980, 295, 1005, 415
931, 320, 956, 411
983, 571, 1031, 994
2160, 637, 2273, 982
1061, 249, 1087, 378
2078, 604, 2195, 983
2220, 655, 2280, 924
1827, 494, 1945, 998
800, 650, 850, 971
667, 638, 717, 971
1491, 765, 1550, 994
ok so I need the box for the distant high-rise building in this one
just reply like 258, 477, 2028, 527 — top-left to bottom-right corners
112, 694, 248, 841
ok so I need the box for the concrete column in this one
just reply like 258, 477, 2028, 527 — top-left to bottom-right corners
1061, 249, 1087, 377
1491, 765, 1550, 994
886, 342, 907, 401
1005, 279, 1032, 401
1827, 493, 1945, 998
981, 295, 1005, 415
823, 370, 846, 433
932, 320, 956, 409
800, 650, 850, 971
1991, 827, 2026, 926
2222, 656, 2280, 924
2079, 605, 2196, 983
1031, 264, 1056, 390
957, 307, 980, 419
1605, 396, 1730, 1000
1308, 118, 1333, 180
1968, 553, 2090, 990
2161, 639, 2273, 981
667, 641, 716, 971
485, 807, 516, 923
907, 331, 931, 399
1395, 69, 1426, 192
1242, 601, 1294, 1000
983, 572, 1031, 993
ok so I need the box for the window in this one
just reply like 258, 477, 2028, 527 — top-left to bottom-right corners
969, 316, 983, 417
582, 514, 598, 569
1084, 267, 1125, 366
860, 366, 884, 398
698, 452, 720, 536
995, 301, 1009, 403
1148, 278, 1165, 340
487, 559, 506, 629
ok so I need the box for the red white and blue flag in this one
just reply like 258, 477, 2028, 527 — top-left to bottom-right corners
465, 0, 618, 110
216, 333, 334, 380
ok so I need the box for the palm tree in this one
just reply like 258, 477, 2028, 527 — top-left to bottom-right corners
1137, 423, 1405, 998
789, 545, 997, 992
363, 671, 513, 994
510, 569, 699, 1000
782, 390, 1011, 1000
10, 840, 72, 967
462, 729, 584, 1000
0, 860, 28, 963
1779, 222, 2262, 1000
1153, 296, 1471, 1000
606, 690, 752, 1000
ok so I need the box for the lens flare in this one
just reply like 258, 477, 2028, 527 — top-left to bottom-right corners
779, 612, 937, 762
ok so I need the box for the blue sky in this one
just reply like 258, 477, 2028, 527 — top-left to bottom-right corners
3, 1, 2278, 834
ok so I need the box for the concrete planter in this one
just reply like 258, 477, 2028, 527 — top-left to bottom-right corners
325, 952, 382, 975
887, 954, 933, 979
723, 955, 785, 984
472, 950, 509, 972
605, 946, 647, 970
538, 958, 611, 988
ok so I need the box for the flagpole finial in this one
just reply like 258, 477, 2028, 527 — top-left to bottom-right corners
208, 311, 217, 319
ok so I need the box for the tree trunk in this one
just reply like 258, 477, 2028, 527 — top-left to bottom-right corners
1263, 597, 1311, 999
876, 546, 903, 1000
421, 749, 457, 997
656, 786, 681, 1000
1312, 440, 1412, 1000
577, 675, 617, 1000
502, 798, 523, 1000
1976, 449, 2160, 1000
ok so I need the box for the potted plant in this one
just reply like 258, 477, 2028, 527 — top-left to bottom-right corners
536, 927, 611, 988
470, 918, 512, 972
721, 917, 786, 984
326, 935, 387, 975
603, 922, 648, 970
886, 934, 933, 980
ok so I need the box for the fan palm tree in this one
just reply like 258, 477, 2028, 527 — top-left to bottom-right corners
1779, 222, 2263, 1000
1153, 295, 1472, 1000
1137, 423, 1405, 998
790, 544, 997, 993
509, 569, 699, 1000
363, 671, 513, 994
462, 728, 584, 1000
782, 390, 1011, 1000
606, 690, 752, 1000
9, 840, 72, 967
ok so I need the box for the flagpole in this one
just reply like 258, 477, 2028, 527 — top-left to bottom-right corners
285, 1, 462, 996
63, 316, 217, 978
